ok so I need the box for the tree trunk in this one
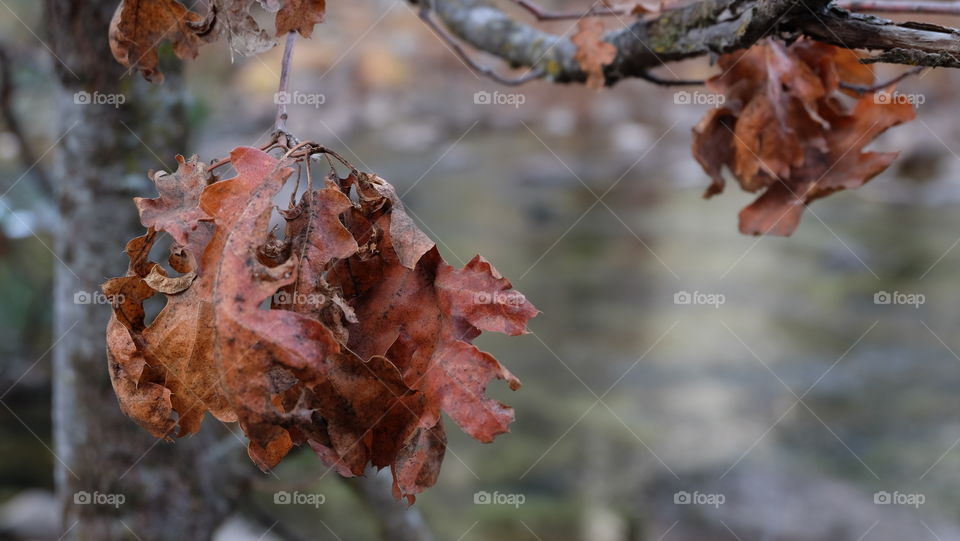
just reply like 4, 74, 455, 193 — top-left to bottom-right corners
44, 2, 243, 539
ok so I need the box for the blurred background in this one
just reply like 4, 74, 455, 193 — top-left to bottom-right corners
4, 0, 960, 539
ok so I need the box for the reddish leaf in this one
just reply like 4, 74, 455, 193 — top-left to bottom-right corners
276, 0, 326, 37
109, 0, 206, 83
692, 39, 916, 236
104, 144, 537, 500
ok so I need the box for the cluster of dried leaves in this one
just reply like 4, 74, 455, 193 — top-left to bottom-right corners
110, 0, 327, 82
693, 39, 917, 236
103, 145, 537, 501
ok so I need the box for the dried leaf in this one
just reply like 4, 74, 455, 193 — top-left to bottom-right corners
692, 39, 916, 236
109, 0, 206, 83
211, 0, 278, 57
572, 19, 616, 89
276, 0, 327, 37
104, 144, 537, 501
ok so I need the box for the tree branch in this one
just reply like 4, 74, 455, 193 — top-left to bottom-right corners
510, 0, 629, 20
422, 0, 960, 88
836, 0, 960, 15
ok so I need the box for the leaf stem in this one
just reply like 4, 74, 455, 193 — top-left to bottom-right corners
275, 31, 298, 144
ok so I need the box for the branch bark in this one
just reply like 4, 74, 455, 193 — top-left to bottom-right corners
425, 0, 960, 87
836, 0, 960, 15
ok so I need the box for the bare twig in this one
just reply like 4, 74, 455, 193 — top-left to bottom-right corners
637, 70, 705, 86
423, 0, 960, 88
840, 65, 927, 93
0, 44, 55, 198
418, 2, 544, 86
511, 0, 630, 20
275, 31, 298, 146
836, 0, 960, 15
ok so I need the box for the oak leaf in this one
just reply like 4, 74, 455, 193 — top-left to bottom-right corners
104, 145, 537, 501
109, 0, 207, 83
572, 19, 616, 89
276, 0, 327, 37
692, 39, 916, 236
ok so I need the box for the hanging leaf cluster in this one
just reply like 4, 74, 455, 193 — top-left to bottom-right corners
109, 0, 327, 82
692, 39, 917, 236
103, 144, 537, 501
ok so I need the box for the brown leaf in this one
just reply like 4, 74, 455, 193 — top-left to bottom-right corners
109, 0, 206, 83
692, 39, 916, 236
276, 0, 326, 38
572, 19, 616, 89
210, 0, 278, 57
104, 143, 537, 500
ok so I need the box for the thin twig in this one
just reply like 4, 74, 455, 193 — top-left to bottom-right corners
836, 0, 960, 15
418, 3, 544, 86
275, 31, 298, 146
840, 65, 927, 93
637, 70, 705, 86
0, 44, 55, 199
511, 0, 631, 20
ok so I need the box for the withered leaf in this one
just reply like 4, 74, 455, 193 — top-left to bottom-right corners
110, 0, 327, 81
572, 19, 617, 89
692, 39, 916, 236
276, 0, 327, 37
109, 0, 207, 83
210, 0, 278, 57
104, 144, 537, 501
